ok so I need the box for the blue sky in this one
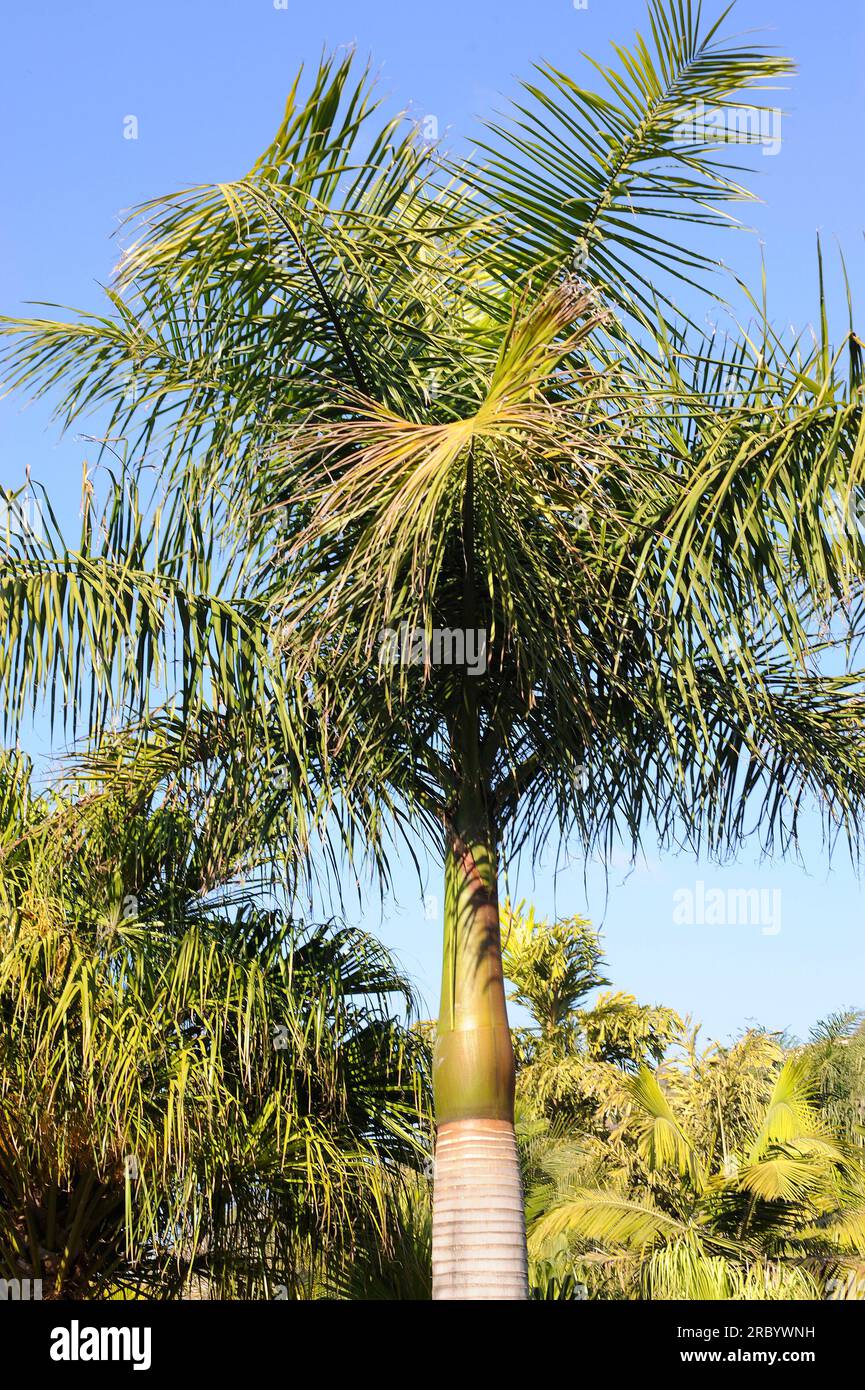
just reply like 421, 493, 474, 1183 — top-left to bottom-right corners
1, 0, 864, 1040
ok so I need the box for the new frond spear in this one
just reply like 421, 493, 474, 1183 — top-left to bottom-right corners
2, 3, 865, 1299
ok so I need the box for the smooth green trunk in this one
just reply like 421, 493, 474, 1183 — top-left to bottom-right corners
433, 745, 515, 1126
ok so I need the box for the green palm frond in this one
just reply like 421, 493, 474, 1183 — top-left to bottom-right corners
529, 1189, 692, 1254
0, 52, 478, 501
644, 1240, 740, 1299
749, 1057, 821, 1155
470, 0, 793, 325
644, 1240, 822, 1299
0, 764, 426, 1297
737, 1151, 835, 1204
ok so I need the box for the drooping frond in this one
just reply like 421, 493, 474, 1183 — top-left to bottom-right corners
529, 1189, 693, 1254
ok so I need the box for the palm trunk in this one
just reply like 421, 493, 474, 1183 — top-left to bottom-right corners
431, 733, 528, 1299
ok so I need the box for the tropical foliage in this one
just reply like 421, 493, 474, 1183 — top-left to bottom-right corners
504, 901, 684, 1124
512, 912, 865, 1301
0, 754, 427, 1298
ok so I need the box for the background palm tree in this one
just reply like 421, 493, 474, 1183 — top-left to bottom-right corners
0, 751, 427, 1298
800, 1011, 865, 1144
528, 1036, 865, 1300
503, 902, 683, 1123
507, 914, 865, 1299
2, 2, 865, 1298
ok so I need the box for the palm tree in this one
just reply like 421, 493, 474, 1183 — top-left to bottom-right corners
528, 1035, 865, 1299
801, 1011, 865, 1143
2, 3, 865, 1298
0, 751, 426, 1297
503, 903, 684, 1138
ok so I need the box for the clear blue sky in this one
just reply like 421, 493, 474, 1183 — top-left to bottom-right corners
1, 0, 863, 1041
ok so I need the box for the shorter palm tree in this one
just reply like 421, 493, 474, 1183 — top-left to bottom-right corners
0, 753, 426, 1298
503, 903, 684, 1125
801, 1011, 865, 1143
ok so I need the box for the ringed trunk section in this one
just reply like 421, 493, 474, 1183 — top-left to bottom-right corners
431, 1118, 527, 1299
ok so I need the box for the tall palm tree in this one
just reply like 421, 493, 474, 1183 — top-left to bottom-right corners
2, 3, 865, 1298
